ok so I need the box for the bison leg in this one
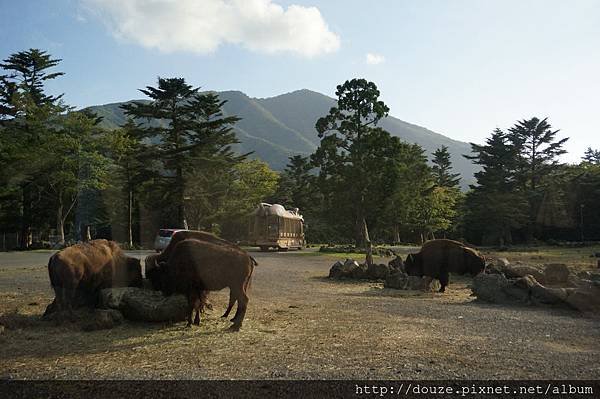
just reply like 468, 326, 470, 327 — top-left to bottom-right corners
193, 310, 200, 326
230, 290, 249, 331
221, 291, 236, 319
439, 269, 449, 293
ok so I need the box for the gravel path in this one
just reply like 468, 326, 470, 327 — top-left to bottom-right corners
0, 250, 599, 379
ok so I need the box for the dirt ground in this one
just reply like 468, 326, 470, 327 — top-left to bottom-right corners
1, 247, 599, 380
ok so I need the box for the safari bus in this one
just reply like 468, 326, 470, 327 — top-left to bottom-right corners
248, 203, 305, 251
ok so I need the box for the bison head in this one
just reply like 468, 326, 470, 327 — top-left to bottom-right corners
469, 254, 486, 276
404, 253, 423, 276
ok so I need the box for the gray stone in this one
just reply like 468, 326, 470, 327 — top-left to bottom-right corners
351, 263, 368, 279
388, 256, 405, 273
503, 265, 545, 284
565, 282, 600, 314
384, 271, 409, 289
544, 263, 570, 285
367, 263, 390, 280
100, 287, 188, 322
496, 258, 511, 268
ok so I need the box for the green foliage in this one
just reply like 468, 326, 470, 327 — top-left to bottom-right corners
122, 77, 244, 228
431, 145, 461, 189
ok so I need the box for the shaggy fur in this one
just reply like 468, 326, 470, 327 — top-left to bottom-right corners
404, 239, 485, 292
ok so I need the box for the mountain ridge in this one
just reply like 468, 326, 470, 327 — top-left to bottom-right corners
85, 89, 477, 187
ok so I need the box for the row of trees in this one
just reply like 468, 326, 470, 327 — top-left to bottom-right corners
0, 49, 278, 248
271, 79, 462, 245
1, 48, 597, 248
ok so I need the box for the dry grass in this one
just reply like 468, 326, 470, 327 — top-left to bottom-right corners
0, 247, 599, 380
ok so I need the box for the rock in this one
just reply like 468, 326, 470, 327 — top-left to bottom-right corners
472, 273, 514, 303
531, 284, 568, 305
388, 256, 405, 272
565, 282, 600, 313
503, 265, 545, 284
577, 271, 600, 282
544, 263, 570, 285
384, 271, 409, 289
367, 263, 390, 280
496, 258, 510, 268
100, 287, 189, 322
328, 261, 344, 278
82, 309, 124, 332
351, 263, 368, 279
407, 276, 425, 290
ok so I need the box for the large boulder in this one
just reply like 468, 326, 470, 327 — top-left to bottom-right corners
503, 265, 545, 284
100, 287, 188, 322
384, 271, 409, 289
388, 256, 405, 272
565, 282, 600, 314
329, 259, 362, 279
351, 263, 368, 279
367, 263, 390, 280
472, 273, 532, 303
544, 263, 570, 285
384, 271, 441, 291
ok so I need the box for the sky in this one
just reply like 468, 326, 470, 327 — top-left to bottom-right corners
1, 0, 599, 162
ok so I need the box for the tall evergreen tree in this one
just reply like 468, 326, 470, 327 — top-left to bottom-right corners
121, 77, 244, 228
0, 49, 67, 247
431, 145, 461, 189
272, 155, 317, 212
463, 129, 528, 245
582, 147, 600, 165
508, 117, 568, 191
313, 78, 391, 247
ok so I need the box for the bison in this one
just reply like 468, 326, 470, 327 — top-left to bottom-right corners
147, 239, 256, 331
404, 239, 485, 292
145, 230, 243, 274
47, 239, 143, 314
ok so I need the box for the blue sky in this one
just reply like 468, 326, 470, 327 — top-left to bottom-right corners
1, 0, 598, 162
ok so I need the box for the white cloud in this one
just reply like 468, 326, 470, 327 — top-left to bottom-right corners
82, 0, 340, 57
366, 53, 385, 65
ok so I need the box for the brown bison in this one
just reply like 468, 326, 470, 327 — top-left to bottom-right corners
145, 230, 243, 274
404, 239, 485, 292
147, 239, 256, 331
47, 239, 143, 314
144, 230, 252, 324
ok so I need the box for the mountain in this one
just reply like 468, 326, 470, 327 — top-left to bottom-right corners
86, 89, 477, 187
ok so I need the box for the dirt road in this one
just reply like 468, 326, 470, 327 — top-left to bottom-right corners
1, 250, 599, 379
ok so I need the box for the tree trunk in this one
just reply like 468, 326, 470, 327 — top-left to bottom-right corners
354, 213, 370, 248
127, 188, 133, 248
393, 225, 400, 244
57, 197, 65, 245
176, 166, 187, 229
19, 185, 32, 249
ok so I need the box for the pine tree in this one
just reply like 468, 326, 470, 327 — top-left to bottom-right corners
0, 49, 67, 247
582, 147, 600, 165
313, 78, 391, 247
121, 77, 244, 228
431, 145, 461, 189
463, 129, 528, 245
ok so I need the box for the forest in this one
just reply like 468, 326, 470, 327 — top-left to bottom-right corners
1, 48, 599, 249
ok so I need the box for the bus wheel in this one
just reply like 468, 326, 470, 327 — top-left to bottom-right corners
259, 246, 269, 252
277, 247, 289, 252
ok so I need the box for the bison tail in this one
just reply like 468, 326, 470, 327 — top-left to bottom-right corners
245, 262, 256, 293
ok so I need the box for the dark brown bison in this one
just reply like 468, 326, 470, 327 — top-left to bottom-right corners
404, 239, 485, 292
147, 239, 256, 331
144, 230, 251, 324
47, 239, 142, 314
145, 230, 243, 273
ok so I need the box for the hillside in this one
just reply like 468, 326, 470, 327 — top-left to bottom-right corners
86, 89, 477, 186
